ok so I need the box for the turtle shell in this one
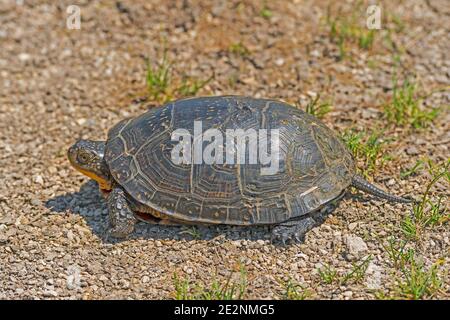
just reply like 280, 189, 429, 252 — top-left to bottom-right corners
104, 96, 355, 225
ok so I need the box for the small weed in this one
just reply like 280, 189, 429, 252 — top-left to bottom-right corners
400, 216, 419, 241
318, 264, 338, 284
428, 197, 448, 224
400, 160, 425, 179
390, 14, 405, 33
358, 30, 375, 50
260, 2, 272, 19
146, 51, 171, 102
283, 279, 311, 300
341, 256, 372, 285
318, 256, 372, 285
173, 273, 191, 300
400, 160, 449, 240
304, 94, 332, 119
146, 50, 212, 103
396, 258, 443, 300
328, 18, 347, 60
342, 130, 364, 155
179, 226, 202, 240
176, 74, 213, 98
382, 238, 445, 299
229, 42, 250, 57
326, 7, 376, 60
341, 129, 389, 177
173, 266, 247, 300
383, 79, 440, 129
382, 237, 414, 269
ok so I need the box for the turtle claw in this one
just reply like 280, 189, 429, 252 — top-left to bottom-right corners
270, 227, 298, 245
293, 232, 303, 243
107, 225, 134, 239
270, 231, 301, 245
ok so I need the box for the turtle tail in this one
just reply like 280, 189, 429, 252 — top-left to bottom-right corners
351, 174, 413, 204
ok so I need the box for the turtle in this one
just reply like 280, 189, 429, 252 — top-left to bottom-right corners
68, 96, 412, 242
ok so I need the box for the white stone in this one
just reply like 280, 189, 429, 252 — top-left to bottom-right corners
343, 291, 353, 298
34, 175, 44, 185
348, 222, 358, 231
386, 178, 396, 187
344, 234, 368, 257
365, 262, 384, 290
275, 58, 285, 66
18, 53, 31, 62
76, 118, 86, 126
67, 230, 74, 241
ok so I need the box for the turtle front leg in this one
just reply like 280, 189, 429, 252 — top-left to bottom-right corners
107, 187, 137, 238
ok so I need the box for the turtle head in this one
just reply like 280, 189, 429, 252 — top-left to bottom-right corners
68, 140, 112, 191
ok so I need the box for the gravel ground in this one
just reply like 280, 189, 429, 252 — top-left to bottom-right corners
0, 0, 448, 299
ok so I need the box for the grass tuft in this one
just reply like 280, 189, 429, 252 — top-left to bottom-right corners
341, 129, 390, 177
383, 79, 440, 129
383, 237, 414, 269
283, 279, 311, 300
317, 264, 338, 285
341, 256, 372, 285
173, 266, 247, 300
260, 1, 272, 19
179, 226, 202, 240
400, 160, 424, 179
396, 258, 443, 299
317, 256, 372, 286
146, 50, 212, 103
400, 160, 449, 240
382, 238, 444, 299
326, 7, 376, 60
146, 51, 171, 102
229, 42, 251, 57
177, 74, 214, 98
304, 94, 332, 119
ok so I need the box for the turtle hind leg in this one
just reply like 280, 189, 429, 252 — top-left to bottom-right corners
271, 216, 317, 244
271, 202, 336, 244
107, 187, 137, 238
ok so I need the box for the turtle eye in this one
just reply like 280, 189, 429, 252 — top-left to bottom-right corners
78, 152, 91, 163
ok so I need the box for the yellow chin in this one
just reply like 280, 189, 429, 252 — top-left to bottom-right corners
76, 168, 111, 191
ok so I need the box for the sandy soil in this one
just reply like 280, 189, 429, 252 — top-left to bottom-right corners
0, 0, 448, 299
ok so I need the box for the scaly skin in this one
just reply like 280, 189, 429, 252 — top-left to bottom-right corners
107, 187, 137, 238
